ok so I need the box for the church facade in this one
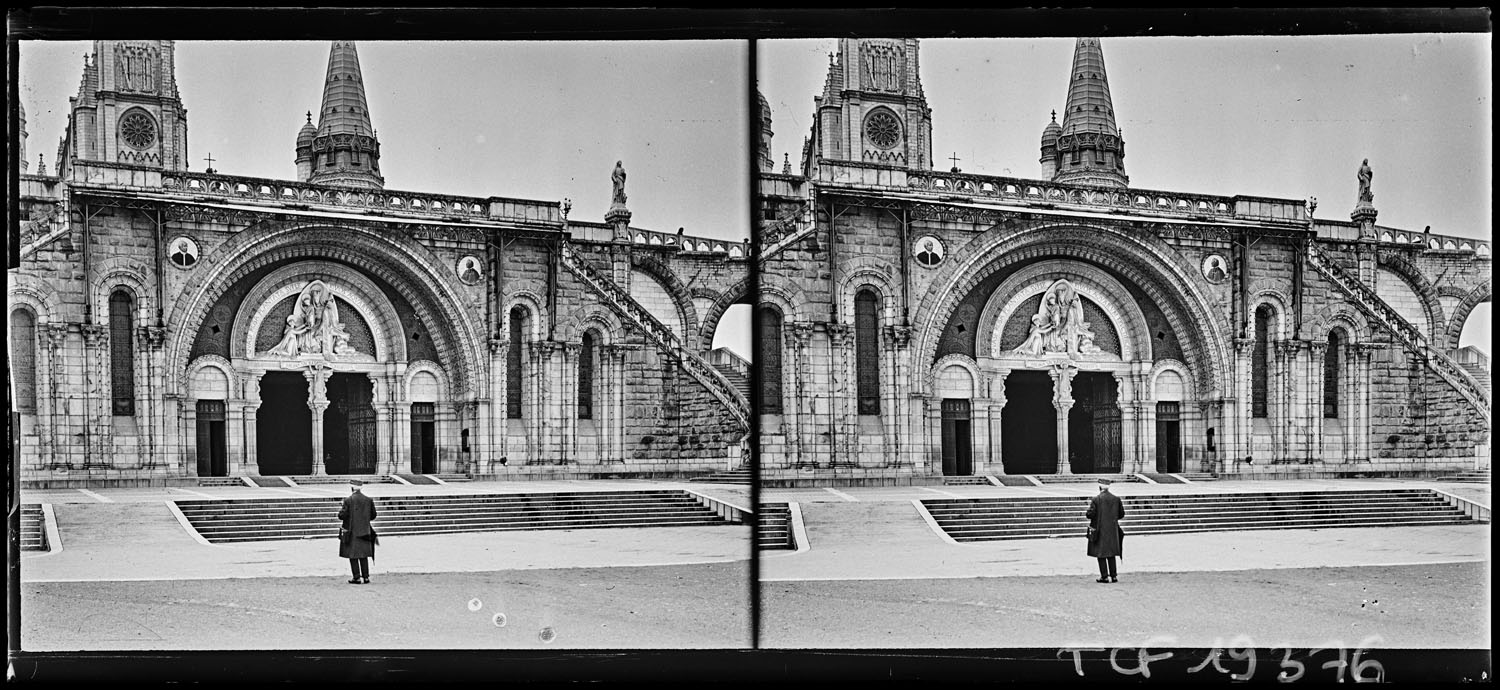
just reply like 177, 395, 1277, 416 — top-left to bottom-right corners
12, 41, 751, 485
756, 38, 1491, 481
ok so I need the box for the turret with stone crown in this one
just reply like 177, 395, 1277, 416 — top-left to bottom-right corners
809, 38, 933, 172
56, 41, 190, 179
302, 41, 384, 189
1043, 38, 1128, 188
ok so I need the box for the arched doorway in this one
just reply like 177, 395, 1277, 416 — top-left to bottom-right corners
256, 372, 313, 475
1001, 370, 1056, 474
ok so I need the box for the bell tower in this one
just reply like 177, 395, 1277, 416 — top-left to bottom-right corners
302, 41, 384, 189
59, 40, 189, 177
1041, 38, 1128, 188
811, 38, 933, 171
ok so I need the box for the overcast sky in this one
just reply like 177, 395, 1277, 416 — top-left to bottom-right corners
760, 35, 1492, 354
18, 40, 753, 357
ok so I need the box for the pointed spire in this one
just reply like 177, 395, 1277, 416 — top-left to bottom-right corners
317, 41, 375, 137
306, 41, 383, 188
1060, 38, 1119, 138
1048, 38, 1128, 187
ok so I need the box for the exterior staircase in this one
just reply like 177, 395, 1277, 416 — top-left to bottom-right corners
757, 199, 815, 262
708, 347, 752, 401
1457, 362, 1491, 398
942, 476, 994, 486
558, 241, 749, 431
1032, 474, 1142, 485
690, 468, 752, 485
1173, 472, 1219, 482
756, 502, 796, 550
197, 477, 248, 487
1306, 243, 1490, 425
431, 473, 472, 483
284, 474, 394, 486
21, 504, 48, 551
921, 488, 1484, 542
173, 489, 736, 543
1434, 469, 1490, 483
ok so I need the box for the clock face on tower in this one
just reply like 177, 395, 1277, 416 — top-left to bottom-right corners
119, 109, 158, 150
864, 109, 901, 150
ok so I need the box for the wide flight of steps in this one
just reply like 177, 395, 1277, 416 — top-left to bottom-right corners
756, 502, 795, 550
710, 363, 752, 402
921, 488, 1483, 543
1434, 469, 1490, 483
284, 475, 395, 486
691, 468, 752, 485
21, 505, 48, 551
173, 489, 736, 543
1032, 474, 1143, 485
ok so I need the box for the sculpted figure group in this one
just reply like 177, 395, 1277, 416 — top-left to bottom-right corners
1013, 279, 1100, 358
268, 280, 355, 358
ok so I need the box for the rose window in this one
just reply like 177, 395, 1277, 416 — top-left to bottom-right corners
120, 111, 158, 150
864, 111, 901, 149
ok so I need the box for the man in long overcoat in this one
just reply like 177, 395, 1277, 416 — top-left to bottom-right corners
1086, 478, 1125, 583
339, 479, 378, 584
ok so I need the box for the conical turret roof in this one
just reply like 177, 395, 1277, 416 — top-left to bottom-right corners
316, 41, 375, 137
1059, 38, 1119, 138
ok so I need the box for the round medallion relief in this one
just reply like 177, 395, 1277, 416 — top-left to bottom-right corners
1201, 254, 1230, 284
167, 235, 199, 268
913, 235, 945, 268
457, 255, 484, 285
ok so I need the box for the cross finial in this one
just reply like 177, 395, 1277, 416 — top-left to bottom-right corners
948, 152, 961, 173
1050, 109, 1057, 122
204, 152, 216, 174
306, 111, 313, 124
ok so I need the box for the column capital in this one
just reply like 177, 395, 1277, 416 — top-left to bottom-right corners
44, 323, 70, 349
1233, 336, 1256, 353
882, 324, 914, 348
788, 321, 816, 347
826, 322, 852, 345
138, 325, 169, 349
488, 337, 507, 356
80, 323, 108, 346
1308, 341, 1328, 356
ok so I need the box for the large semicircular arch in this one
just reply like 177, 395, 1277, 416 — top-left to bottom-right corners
911, 220, 1230, 396
165, 220, 486, 398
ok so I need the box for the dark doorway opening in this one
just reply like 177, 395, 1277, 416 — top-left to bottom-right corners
257, 372, 312, 475
1001, 370, 1056, 474
1156, 401, 1182, 473
1070, 372, 1122, 474
196, 400, 227, 477
325, 373, 376, 475
411, 402, 436, 474
940, 399, 973, 476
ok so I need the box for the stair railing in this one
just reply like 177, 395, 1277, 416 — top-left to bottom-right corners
558, 241, 750, 430
757, 199, 815, 262
1306, 242, 1491, 424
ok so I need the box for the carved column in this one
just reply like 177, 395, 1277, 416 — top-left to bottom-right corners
304, 366, 330, 475
826, 322, 854, 467
883, 324, 914, 468
80, 323, 110, 467
241, 373, 263, 476
138, 325, 169, 472
562, 342, 582, 463
370, 377, 391, 475
1272, 339, 1296, 462
388, 370, 411, 475
982, 366, 1010, 475
530, 341, 562, 464
787, 322, 814, 468
41, 324, 70, 468
1355, 343, 1383, 463
1049, 362, 1077, 474
1308, 340, 1328, 463
487, 337, 508, 464
1231, 337, 1255, 469
1117, 374, 1138, 474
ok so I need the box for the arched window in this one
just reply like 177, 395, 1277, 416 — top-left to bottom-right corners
1251, 304, 1271, 419
10, 310, 37, 413
1324, 331, 1341, 418
855, 290, 881, 415
110, 290, 135, 416
507, 307, 526, 419
759, 307, 783, 415
578, 331, 596, 420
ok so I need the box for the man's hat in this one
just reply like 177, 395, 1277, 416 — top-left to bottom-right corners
349, 479, 365, 486
1098, 478, 1113, 485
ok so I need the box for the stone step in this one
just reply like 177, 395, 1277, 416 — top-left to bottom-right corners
1031, 474, 1144, 484
283, 475, 395, 485
946, 516, 1477, 541
175, 489, 731, 543
942, 476, 994, 486
21, 505, 48, 552
196, 477, 248, 487
756, 503, 796, 550
922, 489, 1479, 542
690, 469, 752, 484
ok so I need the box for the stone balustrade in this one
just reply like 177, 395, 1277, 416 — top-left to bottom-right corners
68, 161, 561, 226
557, 242, 750, 429
629, 227, 747, 258
1306, 243, 1490, 423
